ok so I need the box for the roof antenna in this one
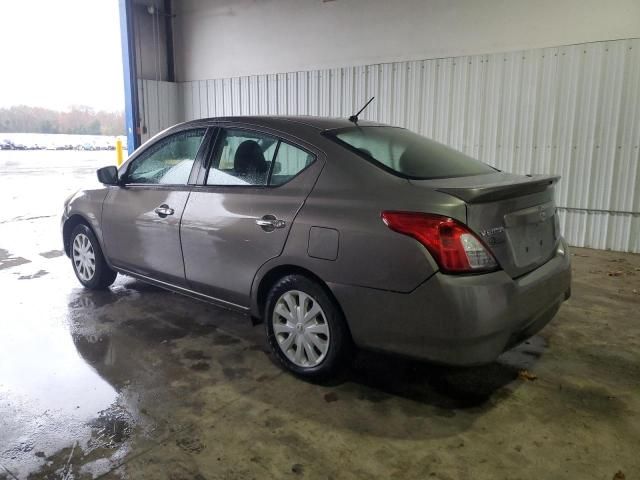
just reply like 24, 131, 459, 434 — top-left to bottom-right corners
349, 97, 375, 123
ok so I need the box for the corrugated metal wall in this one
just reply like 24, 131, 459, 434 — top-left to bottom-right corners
173, 38, 640, 253
137, 79, 180, 144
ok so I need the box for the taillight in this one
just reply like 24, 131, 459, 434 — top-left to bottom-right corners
381, 212, 498, 273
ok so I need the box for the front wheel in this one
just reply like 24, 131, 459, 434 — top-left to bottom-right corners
265, 275, 353, 380
70, 224, 117, 289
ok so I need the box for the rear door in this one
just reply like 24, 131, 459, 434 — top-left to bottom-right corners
102, 128, 208, 285
180, 126, 323, 308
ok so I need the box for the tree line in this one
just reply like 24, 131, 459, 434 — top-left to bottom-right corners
0, 105, 124, 136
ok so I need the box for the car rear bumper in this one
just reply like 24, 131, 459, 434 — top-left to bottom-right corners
329, 239, 571, 366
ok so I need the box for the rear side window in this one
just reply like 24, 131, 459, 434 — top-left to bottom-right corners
207, 129, 277, 186
329, 127, 495, 179
270, 142, 315, 186
206, 128, 314, 187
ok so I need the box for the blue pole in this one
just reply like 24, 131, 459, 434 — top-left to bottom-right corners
118, 0, 140, 155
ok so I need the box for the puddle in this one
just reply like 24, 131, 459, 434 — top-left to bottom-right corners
0, 275, 137, 477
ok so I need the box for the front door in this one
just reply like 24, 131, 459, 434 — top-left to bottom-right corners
180, 127, 323, 307
102, 128, 207, 285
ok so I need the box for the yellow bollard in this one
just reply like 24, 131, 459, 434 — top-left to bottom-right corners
116, 138, 124, 166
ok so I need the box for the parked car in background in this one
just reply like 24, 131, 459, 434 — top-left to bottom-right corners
76, 142, 95, 151
61, 116, 571, 379
0, 139, 12, 150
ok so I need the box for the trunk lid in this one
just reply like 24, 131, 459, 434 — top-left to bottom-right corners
410, 173, 561, 278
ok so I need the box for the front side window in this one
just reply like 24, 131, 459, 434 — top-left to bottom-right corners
206, 129, 314, 187
125, 128, 206, 185
329, 126, 495, 179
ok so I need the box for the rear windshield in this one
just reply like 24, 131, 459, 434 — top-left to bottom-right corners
328, 126, 496, 179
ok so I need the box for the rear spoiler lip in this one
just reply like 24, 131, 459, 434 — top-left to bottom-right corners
435, 175, 560, 203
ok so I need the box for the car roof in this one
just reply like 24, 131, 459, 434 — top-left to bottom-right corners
179, 115, 386, 132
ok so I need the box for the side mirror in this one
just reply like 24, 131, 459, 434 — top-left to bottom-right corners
97, 166, 119, 185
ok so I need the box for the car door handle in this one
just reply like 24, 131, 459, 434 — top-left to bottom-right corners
256, 215, 286, 231
154, 204, 175, 217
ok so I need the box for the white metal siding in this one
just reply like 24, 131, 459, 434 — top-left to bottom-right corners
174, 0, 640, 81
176, 39, 640, 253
137, 79, 180, 144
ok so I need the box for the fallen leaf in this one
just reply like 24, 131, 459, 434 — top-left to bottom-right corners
518, 370, 538, 381
324, 392, 339, 403
613, 470, 625, 480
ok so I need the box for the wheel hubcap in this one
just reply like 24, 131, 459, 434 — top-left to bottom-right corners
272, 290, 330, 367
72, 233, 96, 282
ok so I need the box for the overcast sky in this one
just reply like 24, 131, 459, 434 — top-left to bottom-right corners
0, 0, 124, 112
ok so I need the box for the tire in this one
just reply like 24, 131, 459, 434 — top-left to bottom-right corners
265, 274, 353, 380
70, 224, 117, 290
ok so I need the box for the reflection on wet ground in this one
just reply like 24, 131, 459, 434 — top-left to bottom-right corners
2, 266, 540, 477
1, 151, 639, 479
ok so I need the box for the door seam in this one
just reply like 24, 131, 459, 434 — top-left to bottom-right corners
179, 189, 193, 287
249, 159, 328, 302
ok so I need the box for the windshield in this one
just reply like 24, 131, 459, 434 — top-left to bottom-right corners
329, 126, 496, 179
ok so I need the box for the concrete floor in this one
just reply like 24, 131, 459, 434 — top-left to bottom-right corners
1, 151, 639, 479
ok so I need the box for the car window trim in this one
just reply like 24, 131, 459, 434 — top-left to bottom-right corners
202, 125, 317, 189
120, 126, 211, 187
188, 127, 218, 186
266, 140, 282, 185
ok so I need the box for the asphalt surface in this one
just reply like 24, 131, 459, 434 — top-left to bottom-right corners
0, 150, 639, 479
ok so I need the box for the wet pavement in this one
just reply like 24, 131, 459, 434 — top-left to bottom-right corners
1, 150, 640, 479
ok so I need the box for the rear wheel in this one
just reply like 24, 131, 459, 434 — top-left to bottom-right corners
265, 274, 353, 380
70, 224, 117, 289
